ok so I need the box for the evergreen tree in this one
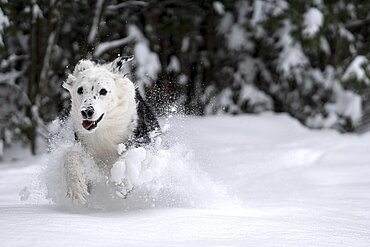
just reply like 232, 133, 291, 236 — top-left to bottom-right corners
0, 0, 369, 155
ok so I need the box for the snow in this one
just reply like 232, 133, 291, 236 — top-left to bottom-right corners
166, 55, 180, 73
308, 87, 362, 129
217, 12, 233, 35
209, 88, 238, 114
94, 35, 134, 57
134, 42, 161, 81
251, 0, 264, 25
31, 3, 43, 23
303, 7, 324, 37
327, 90, 362, 125
117, 143, 127, 155
239, 84, 273, 112
234, 56, 273, 112
209, 55, 274, 114
277, 20, 308, 75
88, 0, 105, 44
342, 56, 370, 84
216, 5, 253, 52
39, 31, 56, 90
228, 24, 248, 50
1, 114, 370, 246
0, 140, 3, 159
0, 7, 9, 46
339, 24, 354, 42
0, 70, 22, 84
213, 1, 225, 15
111, 147, 146, 185
106, 1, 148, 11
223, 22, 254, 51
127, 25, 161, 88
320, 36, 330, 55
251, 0, 288, 25
301, 66, 363, 129
181, 36, 190, 52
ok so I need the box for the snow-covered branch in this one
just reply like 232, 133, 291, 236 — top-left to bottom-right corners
94, 35, 134, 57
88, 0, 105, 44
0, 70, 32, 105
0, 70, 22, 84
345, 17, 370, 31
0, 8, 9, 46
106, 1, 148, 11
39, 31, 56, 95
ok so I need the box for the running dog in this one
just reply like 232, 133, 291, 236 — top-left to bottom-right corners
62, 56, 160, 205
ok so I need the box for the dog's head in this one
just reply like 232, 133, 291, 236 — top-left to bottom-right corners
63, 56, 135, 132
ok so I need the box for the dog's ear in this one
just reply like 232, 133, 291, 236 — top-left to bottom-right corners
62, 74, 76, 91
73, 59, 95, 75
109, 55, 134, 73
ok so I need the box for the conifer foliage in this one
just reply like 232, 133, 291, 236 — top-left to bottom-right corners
0, 0, 369, 154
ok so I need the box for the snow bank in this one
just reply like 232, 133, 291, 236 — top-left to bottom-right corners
2, 114, 370, 246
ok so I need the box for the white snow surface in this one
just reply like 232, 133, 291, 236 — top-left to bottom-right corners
1, 114, 370, 246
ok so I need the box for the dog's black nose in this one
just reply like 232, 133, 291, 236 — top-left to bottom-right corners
81, 106, 94, 119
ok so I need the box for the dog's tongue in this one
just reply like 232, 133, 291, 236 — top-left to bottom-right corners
82, 120, 93, 130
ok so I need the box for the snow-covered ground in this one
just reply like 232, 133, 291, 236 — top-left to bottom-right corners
1, 113, 370, 246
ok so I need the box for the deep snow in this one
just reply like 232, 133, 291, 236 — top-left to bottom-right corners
1, 113, 370, 246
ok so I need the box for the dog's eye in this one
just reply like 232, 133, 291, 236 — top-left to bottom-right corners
100, 88, 107, 96
77, 87, 83, 95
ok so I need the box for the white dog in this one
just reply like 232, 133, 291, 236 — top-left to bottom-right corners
62, 56, 160, 205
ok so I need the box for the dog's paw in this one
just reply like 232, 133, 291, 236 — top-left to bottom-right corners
66, 179, 89, 205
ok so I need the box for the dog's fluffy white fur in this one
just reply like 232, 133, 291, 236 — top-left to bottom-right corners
62, 57, 144, 205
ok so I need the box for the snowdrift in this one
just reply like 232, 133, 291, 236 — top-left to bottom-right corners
1, 113, 370, 246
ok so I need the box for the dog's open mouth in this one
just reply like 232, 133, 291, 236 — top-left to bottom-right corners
82, 114, 104, 131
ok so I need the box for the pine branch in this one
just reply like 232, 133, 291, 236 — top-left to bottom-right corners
345, 18, 370, 31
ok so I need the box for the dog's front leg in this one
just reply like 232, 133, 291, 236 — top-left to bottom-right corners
64, 151, 89, 205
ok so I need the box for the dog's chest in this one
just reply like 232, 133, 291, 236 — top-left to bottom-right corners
81, 128, 131, 166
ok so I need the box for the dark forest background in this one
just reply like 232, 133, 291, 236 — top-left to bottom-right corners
1, 0, 370, 155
